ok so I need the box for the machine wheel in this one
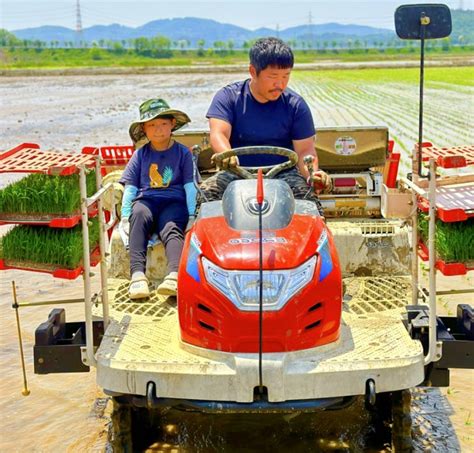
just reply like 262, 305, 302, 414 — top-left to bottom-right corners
110, 397, 133, 452
370, 390, 413, 452
391, 390, 413, 453
110, 397, 168, 451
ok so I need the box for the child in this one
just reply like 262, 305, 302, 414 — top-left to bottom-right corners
119, 98, 197, 299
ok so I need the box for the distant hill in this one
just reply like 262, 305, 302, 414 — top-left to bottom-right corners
11, 17, 394, 47
9, 9, 472, 47
451, 8, 474, 43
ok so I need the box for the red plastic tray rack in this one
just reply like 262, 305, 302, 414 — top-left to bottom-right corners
417, 183, 474, 222
418, 241, 474, 276
0, 204, 98, 228
0, 247, 101, 280
420, 143, 474, 169
82, 145, 135, 175
0, 143, 96, 176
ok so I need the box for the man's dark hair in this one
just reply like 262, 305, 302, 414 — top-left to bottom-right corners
249, 37, 294, 74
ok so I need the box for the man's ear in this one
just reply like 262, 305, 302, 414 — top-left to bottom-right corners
171, 118, 177, 128
249, 64, 257, 79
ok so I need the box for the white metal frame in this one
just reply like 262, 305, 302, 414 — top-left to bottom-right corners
78, 158, 115, 367
400, 158, 442, 365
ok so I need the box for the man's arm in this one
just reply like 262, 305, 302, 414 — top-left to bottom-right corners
209, 118, 232, 153
293, 136, 317, 179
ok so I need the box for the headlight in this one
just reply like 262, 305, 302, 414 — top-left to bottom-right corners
186, 233, 202, 282
202, 256, 316, 311
317, 229, 333, 282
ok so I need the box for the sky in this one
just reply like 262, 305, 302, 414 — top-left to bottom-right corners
1, 0, 472, 31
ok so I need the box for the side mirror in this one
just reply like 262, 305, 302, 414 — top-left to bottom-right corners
394, 4, 452, 179
395, 4, 452, 40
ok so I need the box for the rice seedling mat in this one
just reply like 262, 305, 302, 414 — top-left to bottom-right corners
0, 142, 95, 176
0, 143, 98, 226
0, 205, 98, 228
418, 241, 474, 276
0, 218, 102, 279
0, 247, 101, 279
421, 144, 474, 169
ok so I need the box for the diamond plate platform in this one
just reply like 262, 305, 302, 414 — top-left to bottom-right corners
93, 278, 176, 323
344, 276, 411, 315
95, 276, 424, 402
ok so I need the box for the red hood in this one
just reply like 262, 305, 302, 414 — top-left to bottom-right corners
194, 214, 325, 270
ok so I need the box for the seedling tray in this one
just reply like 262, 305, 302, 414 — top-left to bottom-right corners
82, 145, 135, 175
0, 247, 101, 280
0, 205, 98, 228
418, 241, 474, 276
417, 183, 474, 222
421, 144, 474, 169
0, 143, 96, 175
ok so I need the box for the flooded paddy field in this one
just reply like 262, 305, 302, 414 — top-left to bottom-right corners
1, 70, 473, 451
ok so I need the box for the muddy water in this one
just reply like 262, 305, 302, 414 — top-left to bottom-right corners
1, 74, 473, 451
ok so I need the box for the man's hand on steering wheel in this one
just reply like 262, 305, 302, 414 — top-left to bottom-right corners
309, 170, 332, 193
212, 146, 298, 179
211, 153, 239, 171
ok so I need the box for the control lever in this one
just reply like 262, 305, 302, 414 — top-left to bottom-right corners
190, 145, 208, 202
303, 155, 315, 177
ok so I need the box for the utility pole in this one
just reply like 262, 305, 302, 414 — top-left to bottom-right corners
75, 0, 83, 47
308, 11, 314, 50
276, 23, 280, 39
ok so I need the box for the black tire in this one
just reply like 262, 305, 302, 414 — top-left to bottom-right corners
391, 390, 413, 453
110, 398, 168, 452
370, 390, 413, 452
110, 397, 133, 452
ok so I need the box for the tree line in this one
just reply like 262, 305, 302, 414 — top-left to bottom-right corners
0, 28, 471, 57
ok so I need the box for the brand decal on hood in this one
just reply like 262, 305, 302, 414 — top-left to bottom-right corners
247, 197, 270, 215
229, 237, 287, 245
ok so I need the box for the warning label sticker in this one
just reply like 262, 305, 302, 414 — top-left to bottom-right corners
335, 136, 357, 155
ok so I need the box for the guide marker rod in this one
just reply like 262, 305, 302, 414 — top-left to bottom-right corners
12, 281, 30, 396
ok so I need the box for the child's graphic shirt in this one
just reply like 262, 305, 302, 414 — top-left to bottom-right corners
120, 141, 194, 203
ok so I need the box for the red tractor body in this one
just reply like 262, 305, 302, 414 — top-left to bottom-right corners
178, 178, 342, 353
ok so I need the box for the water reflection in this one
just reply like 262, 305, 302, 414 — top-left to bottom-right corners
133, 398, 386, 452
104, 387, 464, 452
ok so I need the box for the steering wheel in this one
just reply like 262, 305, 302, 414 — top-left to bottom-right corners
213, 146, 298, 179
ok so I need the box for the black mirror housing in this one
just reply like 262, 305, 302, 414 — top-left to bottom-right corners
395, 4, 452, 40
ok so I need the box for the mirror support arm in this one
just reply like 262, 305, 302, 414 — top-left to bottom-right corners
417, 13, 428, 179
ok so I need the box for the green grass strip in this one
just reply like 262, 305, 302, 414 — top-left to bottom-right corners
418, 213, 474, 263
292, 66, 474, 87
0, 171, 96, 216
0, 219, 100, 269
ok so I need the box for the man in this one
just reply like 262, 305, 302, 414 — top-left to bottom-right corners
202, 37, 330, 212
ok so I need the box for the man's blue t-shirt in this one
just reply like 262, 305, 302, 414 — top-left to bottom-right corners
119, 141, 193, 204
206, 79, 315, 166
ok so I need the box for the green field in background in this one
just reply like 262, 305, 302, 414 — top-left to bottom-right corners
1, 46, 473, 70
292, 66, 474, 87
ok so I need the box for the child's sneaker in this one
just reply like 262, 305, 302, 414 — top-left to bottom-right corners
129, 273, 150, 299
157, 272, 178, 296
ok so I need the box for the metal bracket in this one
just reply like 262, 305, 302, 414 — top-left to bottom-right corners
434, 340, 443, 362
81, 346, 97, 367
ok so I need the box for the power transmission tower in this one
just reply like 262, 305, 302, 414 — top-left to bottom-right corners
75, 0, 83, 47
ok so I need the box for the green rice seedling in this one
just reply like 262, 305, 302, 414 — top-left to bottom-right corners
418, 213, 474, 263
0, 171, 96, 217
0, 219, 100, 269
